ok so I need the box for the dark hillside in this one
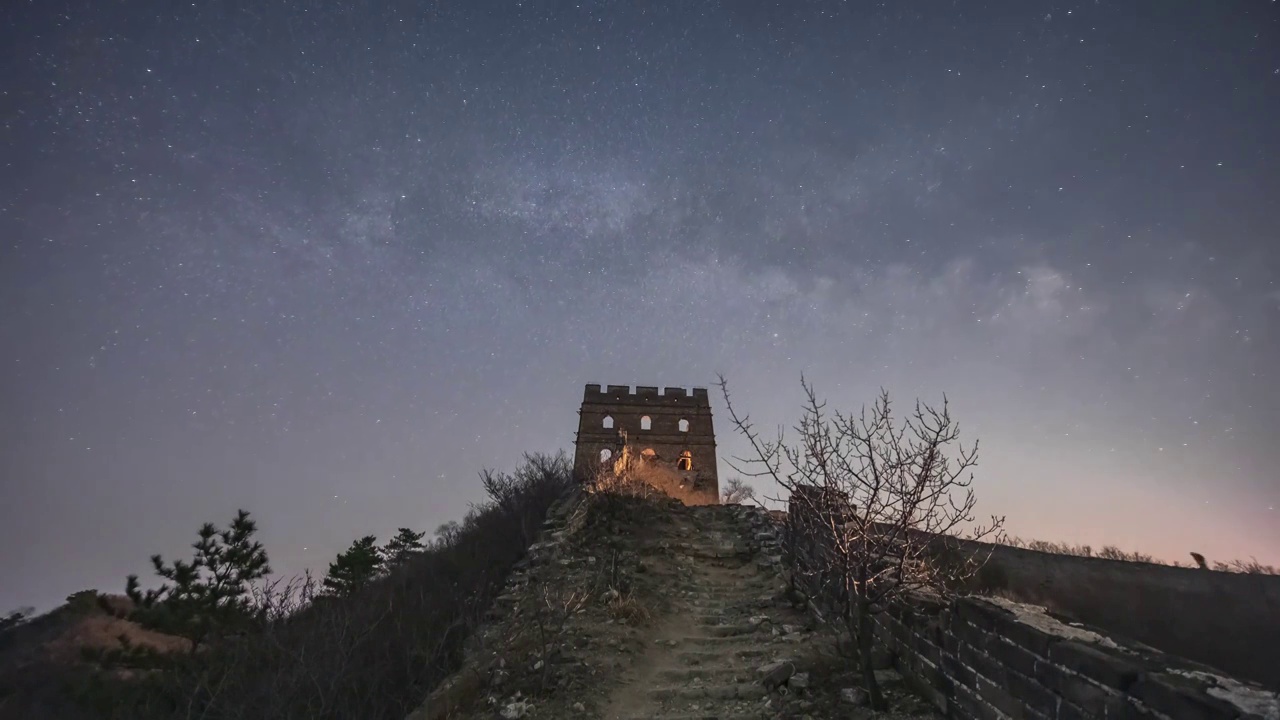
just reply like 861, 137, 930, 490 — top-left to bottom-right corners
0, 452, 572, 720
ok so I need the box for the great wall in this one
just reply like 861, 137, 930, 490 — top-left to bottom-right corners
405, 384, 1280, 720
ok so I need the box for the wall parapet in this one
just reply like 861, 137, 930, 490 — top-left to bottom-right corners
880, 589, 1280, 717
777, 499, 1280, 720
874, 593, 1279, 720
967, 541, 1280, 689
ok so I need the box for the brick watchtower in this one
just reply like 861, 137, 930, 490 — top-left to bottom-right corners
572, 384, 719, 504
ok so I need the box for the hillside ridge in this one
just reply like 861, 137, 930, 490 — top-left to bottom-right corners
407, 488, 933, 720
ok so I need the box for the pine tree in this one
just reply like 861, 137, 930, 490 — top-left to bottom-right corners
323, 535, 384, 595
381, 527, 426, 568
125, 509, 271, 650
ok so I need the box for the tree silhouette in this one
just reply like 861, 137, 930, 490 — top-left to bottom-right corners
0, 607, 33, 633
719, 377, 1003, 710
381, 527, 426, 568
323, 535, 384, 595
720, 477, 757, 504
125, 509, 271, 650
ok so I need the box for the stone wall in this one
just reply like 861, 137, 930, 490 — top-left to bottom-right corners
406, 485, 589, 720
772, 504, 1280, 720
973, 542, 1280, 690
571, 383, 719, 503
877, 594, 1278, 720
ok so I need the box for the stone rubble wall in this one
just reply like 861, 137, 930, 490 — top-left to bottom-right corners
759, 503, 1280, 720
406, 485, 589, 720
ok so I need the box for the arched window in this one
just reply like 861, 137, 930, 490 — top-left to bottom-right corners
599, 448, 613, 462
678, 418, 690, 432
641, 448, 657, 461
677, 451, 693, 471
640, 415, 651, 430
602, 415, 614, 429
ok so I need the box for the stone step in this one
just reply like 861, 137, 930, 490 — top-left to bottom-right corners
679, 583, 774, 594
677, 579, 771, 588
701, 620, 757, 635
676, 590, 765, 601
694, 614, 764, 626
655, 667, 752, 684
686, 599, 773, 609
670, 633, 812, 652
648, 683, 769, 702
667, 635, 774, 648
616, 707, 762, 712
674, 648, 773, 665
675, 594, 773, 605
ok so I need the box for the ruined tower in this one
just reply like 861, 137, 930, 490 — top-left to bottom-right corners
572, 384, 719, 504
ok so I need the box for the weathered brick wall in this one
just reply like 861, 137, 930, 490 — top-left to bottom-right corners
571, 384, 719, 503
876, 595, 1278, 720
972, 542, 1280, 689
775, 501, 1280, 720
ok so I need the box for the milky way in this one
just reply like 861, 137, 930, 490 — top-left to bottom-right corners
3, 1, 1278, 611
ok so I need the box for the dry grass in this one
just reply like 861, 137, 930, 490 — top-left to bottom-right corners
603, 588, 651, 626
587, 449, 714, 506
44, 615, 192, 664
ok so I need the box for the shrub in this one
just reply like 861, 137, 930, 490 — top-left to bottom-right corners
11, 452, 573, 720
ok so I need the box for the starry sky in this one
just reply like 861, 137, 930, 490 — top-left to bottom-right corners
2, 1, 1278, 613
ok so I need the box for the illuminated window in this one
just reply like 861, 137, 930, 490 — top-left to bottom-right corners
678, 418, 690, 432
640, 415, 651, 430
677, 451, 693, 471
641, 448, 657, 461
603, 415, 614, 429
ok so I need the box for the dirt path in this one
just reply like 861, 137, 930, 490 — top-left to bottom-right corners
598, 504, 831, 720
411, 493, 937, 720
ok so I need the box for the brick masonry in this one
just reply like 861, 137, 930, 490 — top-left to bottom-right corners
768, 503, 1280, 720
571, 383, 719, 504
969, 541, 1280, 690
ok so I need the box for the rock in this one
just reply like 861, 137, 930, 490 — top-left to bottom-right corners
789, 672, 810, 690
572, 702, 585, 712
874, 668, 902, 686
841, 687, 869, 706
835, 631, 856, 656
757, 660, 795, 690
500, 699, 533, 719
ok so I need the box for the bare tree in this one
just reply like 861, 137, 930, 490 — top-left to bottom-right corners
717, 375, 1003, 710
720, 477, 757, 505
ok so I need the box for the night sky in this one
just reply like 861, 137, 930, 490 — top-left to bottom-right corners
3, 1, 1278, 613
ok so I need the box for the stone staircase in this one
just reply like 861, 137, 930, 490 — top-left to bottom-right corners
600, 504, 843, 720
408, 492, 934, 720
